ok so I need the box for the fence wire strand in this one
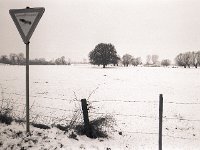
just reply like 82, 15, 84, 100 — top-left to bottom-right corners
1, 90, 200, 141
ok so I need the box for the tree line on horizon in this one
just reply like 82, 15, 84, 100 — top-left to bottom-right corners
175, 51, 200, 68
0, 53, 71, 65
89, 43, 171, 68
89, 43, 200, 68
1, 43, 200, 68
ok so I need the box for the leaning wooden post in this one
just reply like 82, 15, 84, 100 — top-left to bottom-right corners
159, 94, 163, 150
81, 99, 92, 138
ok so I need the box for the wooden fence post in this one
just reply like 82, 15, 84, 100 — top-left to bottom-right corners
81, 99, 92, 138
159, 94, 163, 150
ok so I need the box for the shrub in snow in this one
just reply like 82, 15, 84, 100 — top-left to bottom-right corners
75, 115, 115, 139
0, 109, 13, 125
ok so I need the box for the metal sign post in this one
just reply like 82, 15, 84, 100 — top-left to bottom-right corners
26, 42, 30, 132
9, 7, 45, 133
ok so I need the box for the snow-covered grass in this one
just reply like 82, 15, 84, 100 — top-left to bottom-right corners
0, 121, 121, 150
1, 64, 200, 149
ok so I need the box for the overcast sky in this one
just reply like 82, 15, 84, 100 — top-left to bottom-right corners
1, 0, 200, 62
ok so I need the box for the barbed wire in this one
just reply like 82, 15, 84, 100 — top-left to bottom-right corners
2, 91, 80, 102
89, 112, 157, 119
12, 109, 200, 140
164, 101, 200, 105
2, 91, 200, 123
121, 130, 158, 135
162, 134, 199, 140
11, 109, 72, 122
2, 90, 200, 142
111, 129, 200, 140
7, 101, 78, 113
2, 91, 200, 105
163, 117, 200, 122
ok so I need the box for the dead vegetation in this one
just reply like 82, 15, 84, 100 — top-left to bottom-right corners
0, 86, 116, 140
0, 108, 13, 125
0, 87, 14, 125
55, 114, 115, 139
75, 115, 115, 138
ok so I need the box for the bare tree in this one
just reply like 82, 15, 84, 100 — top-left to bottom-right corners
146, 55, 151, 65
55, 58, 62, 65
67, 58, 71, 65
197, 51, 200, 67
175, 53, 185, 68
190, 52, 198, 68
17, 53, 25, 65
131, 57, 142, 66
183, 52, 193, 68
9, 53, 17, 65
136, 57, 142, 65
0, 55, 10, 64
161, 59, 171, 67
61, 56, 66, 65
190, 51, 200, 68
152, 55, 159, 65
122, 54, 132, 67
175, 52, 193, 68
55, 56, 67, 65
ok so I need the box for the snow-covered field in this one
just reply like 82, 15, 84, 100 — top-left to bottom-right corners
1, 64, 200, 149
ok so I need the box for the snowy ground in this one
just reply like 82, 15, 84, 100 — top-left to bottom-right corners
1, 64, 200, 149
0, 121, 124, 150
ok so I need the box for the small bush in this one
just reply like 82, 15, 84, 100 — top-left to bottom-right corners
0, 88, 14, 125
0, 110, 13, 125
74, 115, 115, 139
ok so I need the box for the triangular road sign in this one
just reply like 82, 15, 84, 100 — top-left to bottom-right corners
9, 7, 45, 44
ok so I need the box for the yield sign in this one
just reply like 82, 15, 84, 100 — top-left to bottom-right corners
9, 7, 45, 44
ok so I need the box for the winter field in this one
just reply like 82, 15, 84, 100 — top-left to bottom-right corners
1, 64, 200, 149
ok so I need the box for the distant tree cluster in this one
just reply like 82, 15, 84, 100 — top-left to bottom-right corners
122, 54, 132, 66
161, 59, 171, 67
145, 55, 171, 67
0, 55, 10, 64
121, 54, 142, 67
145, 54, 160, 66
0, 53, 71, 65
6, 44, 200, 69
88, 43, 175, 68
175, 51, 200, 68
88, 43, 143, 68
0, 53, 25, 65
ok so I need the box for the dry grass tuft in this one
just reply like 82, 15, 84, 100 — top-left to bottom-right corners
75, 115, 115, 138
